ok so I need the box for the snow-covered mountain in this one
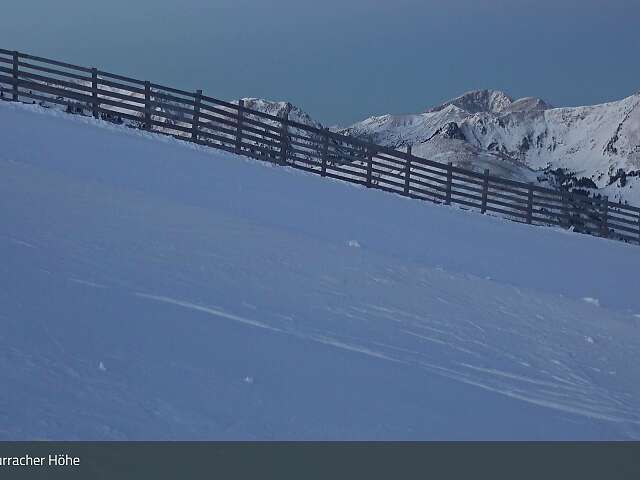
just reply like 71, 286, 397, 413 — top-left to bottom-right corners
339, 90, 640, 204
239, 98, 322, 129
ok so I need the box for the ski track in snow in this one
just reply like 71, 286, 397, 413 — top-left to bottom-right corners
134, 290, 640, 427
135, 292, 404, 365
68, 277, 108, 289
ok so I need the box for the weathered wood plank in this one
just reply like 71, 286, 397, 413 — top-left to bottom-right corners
18, 60, 91, 82
19, 52, 92, 73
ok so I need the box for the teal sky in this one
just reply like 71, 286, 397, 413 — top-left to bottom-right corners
1, 0, 638, 125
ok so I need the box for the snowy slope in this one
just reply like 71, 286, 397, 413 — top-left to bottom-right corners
341, 90, 640, 204
1, 101, 640, 440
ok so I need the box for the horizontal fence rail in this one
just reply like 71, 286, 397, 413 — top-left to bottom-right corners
1, 48, 639, 246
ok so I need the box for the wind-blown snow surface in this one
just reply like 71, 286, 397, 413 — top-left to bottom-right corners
1, 101, 640, 440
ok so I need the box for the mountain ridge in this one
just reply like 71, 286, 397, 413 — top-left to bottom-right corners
240, 90, 640, 204
332, 89, 640, 204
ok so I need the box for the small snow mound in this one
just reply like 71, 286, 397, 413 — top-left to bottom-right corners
347, 240, 361, 248
585, 336, 595, 344
582, 297, 600, 307
98, 361, 107, 372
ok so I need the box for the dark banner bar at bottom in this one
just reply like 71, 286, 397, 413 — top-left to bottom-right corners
0, 442, 639, 480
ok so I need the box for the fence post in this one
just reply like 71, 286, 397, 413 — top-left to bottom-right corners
12, 51, 19, 102
235, 99, 244, 154
481, 169, 489, 213
144, 81, 152, 130
192, 89, 202, 142
446, 162, 453, 205
91, 68, 99, 119
366, 148, 373, 187
600, 195, 609, 238
562, 190, 570, 228
280, 115, 289, 166
527, 183, 534, 224
404, 145, 412, 195
321, 128, 329, 177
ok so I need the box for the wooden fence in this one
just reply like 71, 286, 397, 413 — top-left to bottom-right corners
1, 48, 639, 245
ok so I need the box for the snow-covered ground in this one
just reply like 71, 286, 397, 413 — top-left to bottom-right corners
1, 101, 640, 440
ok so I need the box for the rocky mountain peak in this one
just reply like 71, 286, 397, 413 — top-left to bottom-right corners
426, 89, 513, 115
239, 98, 323, 128
502, 97, 553, 113
433, 122, 466, 140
